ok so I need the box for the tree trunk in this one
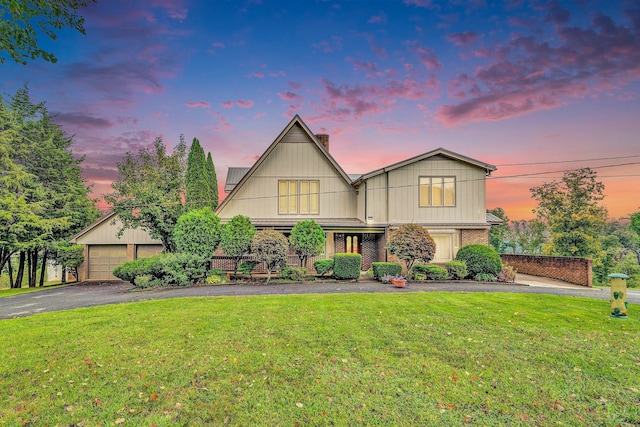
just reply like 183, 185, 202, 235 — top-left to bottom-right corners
28, 248, 38, 288
14, 251, 25, 289
39, 249, 47, 287
8, 257, 14, 288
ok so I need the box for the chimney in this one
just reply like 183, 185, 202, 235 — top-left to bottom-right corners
316, 133, 329, 152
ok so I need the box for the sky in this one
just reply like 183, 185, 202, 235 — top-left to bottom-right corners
2, 0, 640, 220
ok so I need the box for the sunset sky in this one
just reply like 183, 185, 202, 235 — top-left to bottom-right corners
2, 0, 639, 220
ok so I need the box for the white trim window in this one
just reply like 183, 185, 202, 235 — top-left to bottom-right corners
419, 177, 455, 207
279, 180, 319, 214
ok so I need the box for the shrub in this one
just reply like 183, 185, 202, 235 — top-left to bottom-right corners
113, 256, 163, 284
173, 207, 222, 259
333, 253, 362, 280
220, 215, 256, 276
386, 224, 436, 271
455, 244, 502, 278
445, 260, 467, 280
414, 273, 426, 280
251, 230, 289, 283
475, 273, 498, 282
289, 220, 326, 267
413, 264, 448, 280
313, 259, 334, 277
238, 260, 259, 276
281, 266, 307, 281
205, 274, 226, 285
158, 252, 209, 286
371, 262, 402, 280
497, 264, 517, 283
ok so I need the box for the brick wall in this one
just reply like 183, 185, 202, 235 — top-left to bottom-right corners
461, 229, 489, 247
501, 254, 592, 287
361, 234, 378, 270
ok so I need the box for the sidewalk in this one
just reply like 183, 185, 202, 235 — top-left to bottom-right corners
515, 273, 597, 290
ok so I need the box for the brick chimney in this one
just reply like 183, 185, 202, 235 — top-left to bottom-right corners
316, 133, 329, 151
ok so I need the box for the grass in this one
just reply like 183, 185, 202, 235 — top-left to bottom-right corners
0, 282, 71, 298
1, 293, 638, 426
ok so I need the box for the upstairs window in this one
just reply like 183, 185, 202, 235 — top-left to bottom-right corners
419, 177, 455, 207
279, 180, 319, 214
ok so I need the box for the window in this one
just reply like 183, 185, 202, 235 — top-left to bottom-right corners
278, 180, 319, 214
419, 177, 455, 207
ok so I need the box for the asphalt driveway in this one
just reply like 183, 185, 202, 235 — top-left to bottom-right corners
2, 274, 639, 320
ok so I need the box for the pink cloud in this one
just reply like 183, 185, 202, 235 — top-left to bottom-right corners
53, 112, 113, 129
277, 91, 303, 102
221, 101, 233, 108
406, 41, 442, 71
253, 72, 264, 78
213, 113, 232, 132
446, 31, 481, 46
236, 99, 254, 108
185, 101, 211, 108
288, 81, 302, 90
346, 57, 379, 74
437, 10, 640, 125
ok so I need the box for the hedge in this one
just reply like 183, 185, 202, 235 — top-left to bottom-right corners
313, 259, 334, 277
413, 264, 448, 280
444, 260, 467, 280
333, 253, 362, 280
371, 262, 402, 280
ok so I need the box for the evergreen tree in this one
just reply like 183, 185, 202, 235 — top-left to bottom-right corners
185, 138, 210, 210
206, 152, 219, 210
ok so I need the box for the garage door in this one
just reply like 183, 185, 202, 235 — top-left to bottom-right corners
136, 244, 163, 259
432, 235, 453, 263
88, 245, 128, 280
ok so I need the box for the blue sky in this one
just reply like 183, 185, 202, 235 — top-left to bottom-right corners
2, 0, 640, 219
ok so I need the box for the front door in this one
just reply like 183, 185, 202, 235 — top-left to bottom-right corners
345, 234, 361, 254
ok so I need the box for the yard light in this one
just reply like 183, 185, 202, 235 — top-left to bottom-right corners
609, 273, 629, 319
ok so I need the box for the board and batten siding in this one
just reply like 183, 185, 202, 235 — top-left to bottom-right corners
74, 217, 162, 245
218, 125, 357, 220
365, 157, 487, 224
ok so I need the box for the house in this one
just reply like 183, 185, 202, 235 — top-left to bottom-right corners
216, 115, 498, 270
72, 115, 498, 280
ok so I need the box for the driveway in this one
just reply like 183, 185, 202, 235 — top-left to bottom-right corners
1, 275, 638, 320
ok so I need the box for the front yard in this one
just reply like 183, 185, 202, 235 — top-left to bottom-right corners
1, 293, 638, 426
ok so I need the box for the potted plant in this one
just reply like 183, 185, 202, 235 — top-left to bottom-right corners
390, 275, 407, 288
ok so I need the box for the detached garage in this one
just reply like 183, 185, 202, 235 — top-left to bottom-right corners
71, 212, 163, 281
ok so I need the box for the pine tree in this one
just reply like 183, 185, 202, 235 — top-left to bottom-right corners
206, 152, 219, 210
185, 138, 209, 210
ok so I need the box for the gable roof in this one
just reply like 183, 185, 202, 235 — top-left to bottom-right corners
70, 210, 117, 242
217, 115, 355, 213
354, 147, 497, 184
224, 167, 251, 192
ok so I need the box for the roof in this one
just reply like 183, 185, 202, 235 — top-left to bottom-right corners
486, 212, 504, 224
354, 147, 497, 184
217, 115, 355, 213
224, 167, 251, 192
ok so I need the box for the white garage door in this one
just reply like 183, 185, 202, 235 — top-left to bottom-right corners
88, 245, 128, 280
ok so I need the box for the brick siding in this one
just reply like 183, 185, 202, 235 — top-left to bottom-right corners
361, 234, 378, 270
501, 254, 592, 287
460, 229, 489, 247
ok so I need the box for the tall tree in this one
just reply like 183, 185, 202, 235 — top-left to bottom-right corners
531, 168, 607, 257
206, 152, 218, 210
104, 137, 187, 252
0, 0, 96, 64
185, 138, 210, 210
0, 86, 98, 287
510, 219, 547, 255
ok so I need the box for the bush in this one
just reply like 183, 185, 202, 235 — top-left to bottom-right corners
281, 266, 307, 281
413, 264, 448, 280
238, 260, 259, 276
220, 215, 256, 276
445, 260, 467, 280
386, 224, 436, 271
333, 253, 362, 280
475, 273, 498, 282
313, 259, 334, 277
251, 230, 289, 283
289, 220, 326, 267
113, 256, 163, 284
455, 244, 502, 278
173, 207, 222, 259
113, 253, 207, 287
414, 273, 426, 280
497, 264, 517, 283
205, 274, 226, 285
371, 262, 402, 280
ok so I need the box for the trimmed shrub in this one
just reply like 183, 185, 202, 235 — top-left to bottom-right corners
455, 244, 502, 278
220, 215, 256, 276
313, 259, 334, 277
173, 207, 222, 259
281, 266, 307, 281
497, 264, 517, 283
238, 260, 259, 276
289, 220, 326, 267
251, 230, 289, 283
414, 273, 426, 280
158, 253, 209, 286
475, 273, 498, 282
333, 253, 362, 280
413, 264, 448, 280
205, 274, 226, 285
445, 260, 467, 280
371, 262, 402, 280
113, 255, 163, 284
386, 224, 436, 271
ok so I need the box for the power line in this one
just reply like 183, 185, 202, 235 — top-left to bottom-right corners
497, 154, 640, 166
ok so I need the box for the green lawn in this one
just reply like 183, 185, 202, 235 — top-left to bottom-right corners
1, 293, 638, 426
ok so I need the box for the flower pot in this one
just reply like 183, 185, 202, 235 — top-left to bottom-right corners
392, 278, 406, 288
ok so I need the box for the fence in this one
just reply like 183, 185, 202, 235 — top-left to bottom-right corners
501, 254, 592, 287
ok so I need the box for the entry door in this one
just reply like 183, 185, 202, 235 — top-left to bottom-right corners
345, 235, 361, 254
